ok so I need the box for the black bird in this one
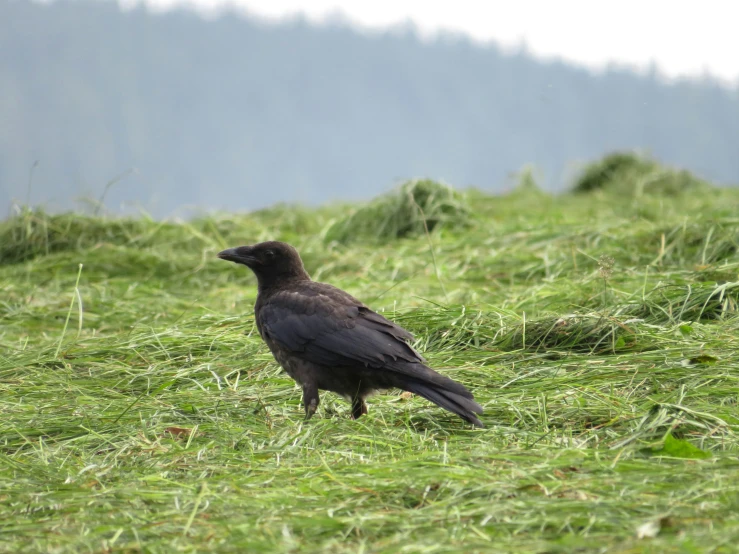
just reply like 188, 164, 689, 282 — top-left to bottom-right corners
218, 241, 483, 427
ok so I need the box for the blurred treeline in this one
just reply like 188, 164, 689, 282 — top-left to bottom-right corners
1, 0, 737, 216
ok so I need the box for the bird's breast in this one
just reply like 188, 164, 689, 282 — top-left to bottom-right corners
262, 333, 306, 385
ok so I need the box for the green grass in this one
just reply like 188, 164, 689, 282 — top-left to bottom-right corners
571, 151, 710, 196
324, 179, 471, 244
2, 177, 739, 553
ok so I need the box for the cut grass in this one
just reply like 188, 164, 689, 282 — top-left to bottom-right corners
1, 184, 739, 552
323, 179, 471, 244
571, 151, 710, 197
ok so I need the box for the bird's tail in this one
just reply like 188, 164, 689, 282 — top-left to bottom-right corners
401, 379, 484, 428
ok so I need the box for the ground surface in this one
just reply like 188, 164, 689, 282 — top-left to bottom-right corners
1, 185, 739, 552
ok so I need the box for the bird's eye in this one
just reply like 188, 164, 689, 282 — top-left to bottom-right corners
265, 250, 275, 258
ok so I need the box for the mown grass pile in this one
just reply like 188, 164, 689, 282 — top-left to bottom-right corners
323, 178, 471, 244
2, 161, 739, 552
571, 151, 710, 196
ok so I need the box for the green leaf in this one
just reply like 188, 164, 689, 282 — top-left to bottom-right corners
679, 324, 693, 336
649, 433, 711, 459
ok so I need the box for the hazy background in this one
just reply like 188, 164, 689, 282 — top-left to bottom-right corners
1, 0, 738, 217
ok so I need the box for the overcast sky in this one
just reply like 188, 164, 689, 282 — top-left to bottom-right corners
118, 0, 738, 83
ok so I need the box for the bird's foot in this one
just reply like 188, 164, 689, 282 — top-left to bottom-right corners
302, 383, 320, 420
304, 397, 318, 420
351, 398, 368, 420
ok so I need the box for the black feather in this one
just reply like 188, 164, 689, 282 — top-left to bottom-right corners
399, 380, 483, 428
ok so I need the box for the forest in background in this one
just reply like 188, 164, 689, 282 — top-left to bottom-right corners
1, 0, 738, 216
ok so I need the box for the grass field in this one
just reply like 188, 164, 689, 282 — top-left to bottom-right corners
2, 171, 739, 552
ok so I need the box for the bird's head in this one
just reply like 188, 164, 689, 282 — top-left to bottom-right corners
217, 241, 310, 286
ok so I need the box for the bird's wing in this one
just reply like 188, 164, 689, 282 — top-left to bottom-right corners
257, 284, 424, 369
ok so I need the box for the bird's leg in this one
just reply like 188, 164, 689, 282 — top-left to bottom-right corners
351, 396, 368, 420
302, 382, 319, 420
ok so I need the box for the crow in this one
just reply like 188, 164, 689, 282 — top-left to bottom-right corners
218, 241, 483, 427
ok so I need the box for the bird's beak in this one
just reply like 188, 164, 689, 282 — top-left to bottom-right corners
217, 247, 256, 265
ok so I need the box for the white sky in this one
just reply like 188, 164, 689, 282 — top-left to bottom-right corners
120, 0, 739, 83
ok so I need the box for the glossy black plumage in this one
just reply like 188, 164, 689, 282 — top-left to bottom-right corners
218, 241, 483, 427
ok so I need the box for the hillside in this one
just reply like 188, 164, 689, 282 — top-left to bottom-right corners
1, 162, 739, 551
1, 0, 738, 215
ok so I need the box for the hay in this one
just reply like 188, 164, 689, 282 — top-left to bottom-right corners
323, 179, 471, 244
572, 151, 709, 196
